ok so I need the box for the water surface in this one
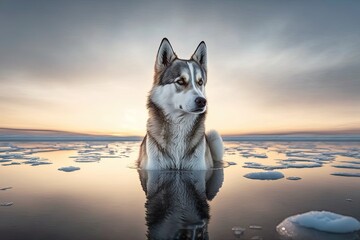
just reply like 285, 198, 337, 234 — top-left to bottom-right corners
0, 141, 359, 239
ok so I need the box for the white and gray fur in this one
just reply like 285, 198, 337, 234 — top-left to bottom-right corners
137, 38, 223, 170
138, 169, 224, 239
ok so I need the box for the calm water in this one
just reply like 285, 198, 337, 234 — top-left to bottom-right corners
0, 141, 359, 240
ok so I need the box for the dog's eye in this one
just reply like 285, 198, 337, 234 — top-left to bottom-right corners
198, 79, 203, 86
176, 78, 186, 86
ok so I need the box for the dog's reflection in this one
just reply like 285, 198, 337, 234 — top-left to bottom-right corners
138, 169, 224, 240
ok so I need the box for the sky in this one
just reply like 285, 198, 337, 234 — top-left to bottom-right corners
0, 0, 359, 136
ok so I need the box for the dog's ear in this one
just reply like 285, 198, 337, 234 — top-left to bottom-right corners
191, 41, 207, 72
155, 38, 177, 72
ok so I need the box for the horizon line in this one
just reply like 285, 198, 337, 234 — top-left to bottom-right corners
1, 127, 360, 137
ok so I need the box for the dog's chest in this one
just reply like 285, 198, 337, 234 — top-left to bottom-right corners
146, 133, 206, 170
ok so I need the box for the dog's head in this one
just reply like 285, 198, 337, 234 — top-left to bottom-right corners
149, 38, 208, 115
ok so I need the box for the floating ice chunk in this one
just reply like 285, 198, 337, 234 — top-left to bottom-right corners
75, 156, 100, 163
250, 236, 263, 240
277, 219, 360, 240
31, 161, 52, 166
2, 162, 21, 166
0, 202, 14, 206
0, 159, 12, 163
0, 146, 14, 152
23, 159, 52, 166
331, 172, 360, 177
241, 152, 268, 158
244, 171, 284, 180
243, 162, 287, 170
227, 161, 237, 166
252, 153, 268, 158
287, 177, 302, 180
346, 199, 353, 202
231, 226, 245, 236
332, 164, 360, 170
282, 162, 322, 168
340, 160, 360, 165
0, 187, 12, 191
282, 158, 316, 162
58, 166, 80, 172
277, 211, 360, 234
314, 155, 335, 161
249, 225, 262, 230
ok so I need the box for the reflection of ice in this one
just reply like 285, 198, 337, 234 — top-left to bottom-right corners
244, 171, 284, 180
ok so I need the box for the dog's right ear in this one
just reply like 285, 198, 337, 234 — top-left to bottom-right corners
155, 38, 177, 72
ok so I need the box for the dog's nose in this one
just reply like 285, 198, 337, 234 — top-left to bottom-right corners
195, 97, 207, 108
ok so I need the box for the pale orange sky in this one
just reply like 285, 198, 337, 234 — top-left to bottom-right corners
0, 1, 359, 136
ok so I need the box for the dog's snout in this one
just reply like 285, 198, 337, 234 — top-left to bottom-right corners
195, 97, 207, 108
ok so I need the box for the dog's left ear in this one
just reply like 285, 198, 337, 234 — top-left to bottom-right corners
191, 41, 207, 72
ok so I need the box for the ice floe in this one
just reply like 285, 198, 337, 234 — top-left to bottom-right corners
287, 177, 302, 180
0, 187, 12, 191
249, 225, 262, 230
277, 211, 360, 234
0, 202, 14, 207
340, 160, 360, 165
243, 159, 322, 170
58, 166, 80, 172
244, 171, 284, 180
331, 172, 360, 177
332, 164, 360, 169
2, 162, 21, 166
232, 226, 245, 236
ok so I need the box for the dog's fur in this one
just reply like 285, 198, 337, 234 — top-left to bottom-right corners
138, 169, 224, 239
137, 38, 223, 170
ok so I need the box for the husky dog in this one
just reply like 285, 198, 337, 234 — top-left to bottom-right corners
137, 38, 224, 170
138, 169, 224, 240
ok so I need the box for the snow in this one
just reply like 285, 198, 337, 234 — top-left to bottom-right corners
58, 166, 80, 172
244, 171, 284, 180
277, 211, 360, 234
331, 172, 360, 177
